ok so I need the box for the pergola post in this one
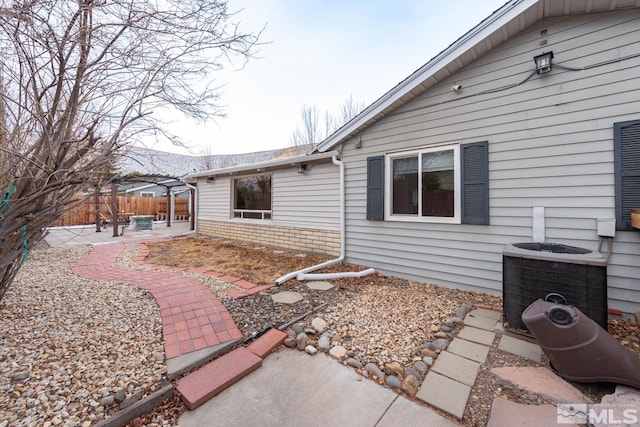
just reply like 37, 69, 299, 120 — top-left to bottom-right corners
165, 190, 171, 228
111, 182, 119, 237
190, 188, 195, 231
95, 186, 101, 232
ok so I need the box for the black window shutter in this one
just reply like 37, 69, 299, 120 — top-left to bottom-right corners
367, 156, 385, 220
461, 141, 489, 225
614, 119, 640, 230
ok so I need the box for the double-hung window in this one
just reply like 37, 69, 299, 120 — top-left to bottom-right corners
233, 174, 272, 220
367, 141, 489, 225
388, 144, 460, 222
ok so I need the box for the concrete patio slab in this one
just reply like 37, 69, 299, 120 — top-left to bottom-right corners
498, 335, 542, 363
45, 222, 193, 247
431, 350, 481, 386
417, 371, 471, 419
180, 349, 454, 427
377, 394, 459, 427
457, 326, 496, 346
447, 337, 490, 363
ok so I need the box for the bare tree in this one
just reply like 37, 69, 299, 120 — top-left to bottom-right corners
290, 95, 365, 147
339, 94, 366, 125
0, 0, 259, 302
199, 145, 217, 171
290, 104, 321, 147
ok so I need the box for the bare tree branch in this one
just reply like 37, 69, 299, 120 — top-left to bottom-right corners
0, 0, 260, 302
290, 94, 365, 147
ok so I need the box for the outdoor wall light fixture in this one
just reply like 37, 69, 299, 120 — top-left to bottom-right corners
354, 134, 362, 148
534, 51, 554, 74
206, 176, 215, 183
297, 164, 308, 174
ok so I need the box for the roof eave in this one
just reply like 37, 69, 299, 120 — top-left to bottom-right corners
183, 150, 339, 180
315, 0, 537, 152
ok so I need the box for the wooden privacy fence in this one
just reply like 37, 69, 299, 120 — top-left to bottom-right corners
52, 195, 189, 227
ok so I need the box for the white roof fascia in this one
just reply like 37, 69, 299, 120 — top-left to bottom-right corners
184, 150, 339, 180
315, 0, 536, 153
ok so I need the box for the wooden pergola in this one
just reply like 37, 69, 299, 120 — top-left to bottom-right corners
96, 174, 195, 237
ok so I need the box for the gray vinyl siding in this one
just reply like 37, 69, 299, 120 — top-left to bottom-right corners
197, 176, 231, 220
342, 10, 640, 312
271, 162, 340, 230
196, 161, 339, 231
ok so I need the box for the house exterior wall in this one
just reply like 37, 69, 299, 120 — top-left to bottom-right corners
197, 220, 340, 256
340, 11, 640, 312
196, 161, 341, 256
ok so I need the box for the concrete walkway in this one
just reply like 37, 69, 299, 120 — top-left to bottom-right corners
179, 349, 459, 427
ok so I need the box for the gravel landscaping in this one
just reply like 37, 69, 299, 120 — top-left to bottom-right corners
0, 246, 166, 426
1, 238, 638, 426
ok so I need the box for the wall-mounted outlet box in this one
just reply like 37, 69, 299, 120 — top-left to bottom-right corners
597, 219, 616, 237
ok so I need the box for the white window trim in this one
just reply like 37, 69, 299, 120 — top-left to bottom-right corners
140, 191, 155, 197
384, 143, 461, 223
232, 209, 272, 220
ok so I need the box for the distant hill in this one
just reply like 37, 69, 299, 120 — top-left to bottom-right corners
117, 145, 313, 178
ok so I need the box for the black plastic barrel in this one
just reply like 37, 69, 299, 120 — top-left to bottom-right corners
522, 299, 640, 389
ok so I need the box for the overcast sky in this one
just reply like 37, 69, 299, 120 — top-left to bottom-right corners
152, 0, 508, 156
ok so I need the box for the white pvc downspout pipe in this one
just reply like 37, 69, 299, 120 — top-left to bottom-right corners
276, 155, 374, 284
185, 183, 197, 232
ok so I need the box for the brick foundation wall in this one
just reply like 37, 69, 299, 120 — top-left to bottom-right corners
197, 219, 341, 257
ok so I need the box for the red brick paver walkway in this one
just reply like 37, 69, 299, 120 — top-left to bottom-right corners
71, 243, 243, 359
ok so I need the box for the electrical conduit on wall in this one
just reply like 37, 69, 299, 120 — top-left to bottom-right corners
275, 155, 376, 284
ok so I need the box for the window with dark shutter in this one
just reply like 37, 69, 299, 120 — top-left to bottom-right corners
367, 156, 385, 220
461, 141, 489, 225
614, 120, 640, 230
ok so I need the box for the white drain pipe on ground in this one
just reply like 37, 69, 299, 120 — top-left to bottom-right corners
297, 268, 376, 281
275, 155, 375, 284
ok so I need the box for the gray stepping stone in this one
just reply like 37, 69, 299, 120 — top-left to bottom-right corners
469, 308, 502, 321
498, 335, 542, 363
305, 281, 334, 291
447, 338, 490, 364
271, 291, 304, 304
416, 371, 471, 419
463, 313, 498, 331
431, 351, 480, 386
457, 326, 496, 346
